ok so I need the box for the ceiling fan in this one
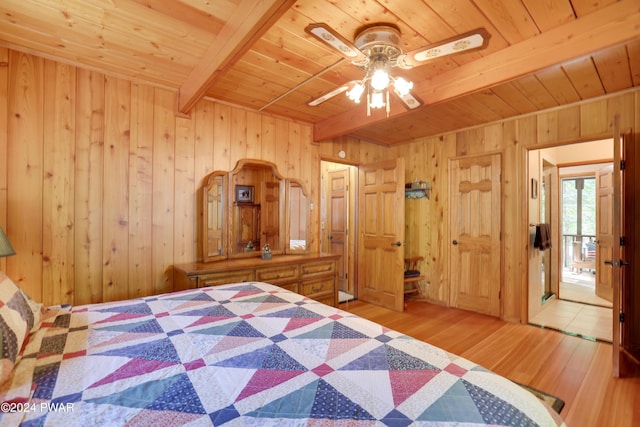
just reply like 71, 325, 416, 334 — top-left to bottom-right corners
305, 23, 490, 116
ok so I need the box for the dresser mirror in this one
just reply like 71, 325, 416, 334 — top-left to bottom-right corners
201, 159, 309, 262
228, 159, 284, 258
202, 171, 226, 262
286, 179, 309, 254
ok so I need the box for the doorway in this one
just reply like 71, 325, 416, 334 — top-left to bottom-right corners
527, 140, 613, 342
321, 160, 357, 302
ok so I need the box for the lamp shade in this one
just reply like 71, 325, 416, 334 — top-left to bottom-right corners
0, 226, 16, 257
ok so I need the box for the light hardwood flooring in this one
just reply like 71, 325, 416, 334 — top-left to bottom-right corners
340, 299, 640, 427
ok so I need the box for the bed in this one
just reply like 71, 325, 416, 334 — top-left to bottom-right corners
1, 276, 565, 426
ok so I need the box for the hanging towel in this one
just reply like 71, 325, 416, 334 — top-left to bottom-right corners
534, 223, 551, 250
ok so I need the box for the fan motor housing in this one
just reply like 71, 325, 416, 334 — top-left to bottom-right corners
352, 24, 403, 68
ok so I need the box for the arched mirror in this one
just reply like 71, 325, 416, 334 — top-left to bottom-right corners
202, 171, 226, 262
286, 179, 310, 254
228, 159, 284, 258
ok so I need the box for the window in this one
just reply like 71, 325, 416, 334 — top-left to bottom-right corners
561, 177, 596, 236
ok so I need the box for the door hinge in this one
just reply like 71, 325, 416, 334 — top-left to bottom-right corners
620, 160, 626, 170
620, 312, 625, 323
620, 236, 626, 246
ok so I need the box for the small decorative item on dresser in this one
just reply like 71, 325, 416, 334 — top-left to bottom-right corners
261, 243, 272, 260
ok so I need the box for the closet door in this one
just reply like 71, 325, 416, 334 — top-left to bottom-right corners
449, 153, 502, 317
357, 158, 405, 312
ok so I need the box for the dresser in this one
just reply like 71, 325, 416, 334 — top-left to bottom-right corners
173, 253, 340, 307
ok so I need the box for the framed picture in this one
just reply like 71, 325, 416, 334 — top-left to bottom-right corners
235, 185, 254, 203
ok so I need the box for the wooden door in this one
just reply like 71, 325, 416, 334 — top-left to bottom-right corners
234, 204, 260, 251
543, 164, 559, 297
357, 158, 405, 312
261, 181, 281, 251
612, 124, 639, 377
327, 169, 349, 293
596, 164, 614, 302
449, 153, 502, 317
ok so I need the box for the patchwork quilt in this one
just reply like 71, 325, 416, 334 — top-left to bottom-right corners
1, 282, 564, 426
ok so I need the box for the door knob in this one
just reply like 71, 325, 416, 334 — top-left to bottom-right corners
604, 259, 629, 267
328, 235, 333, 240
391, 241, 402, 247
452, 240, 458, 245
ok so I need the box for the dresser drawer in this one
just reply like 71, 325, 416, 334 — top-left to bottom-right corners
256, 265, 299, 285
278, 282, 299, 293
197, 270, 255, 288
299, 277, 334, 297
300, 260, 335, 279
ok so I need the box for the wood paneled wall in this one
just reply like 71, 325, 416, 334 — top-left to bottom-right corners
322, 89, 639, 323
0, 48, 319, 307
1, 45, 638, 324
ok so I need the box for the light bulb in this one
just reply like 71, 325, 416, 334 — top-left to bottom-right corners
370, 91, 385, 109
370, 69, 390, 91
393, 77, 413, 96
346, 83, 365, 103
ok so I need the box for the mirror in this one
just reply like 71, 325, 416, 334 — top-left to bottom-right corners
228, 160, 284, 258
202, 171, 226, 262
201, 160, 310, 262
286, 179, 310, 254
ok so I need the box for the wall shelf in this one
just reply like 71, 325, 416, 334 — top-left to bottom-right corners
405, 189, 429, 199
405, 181, 430, 200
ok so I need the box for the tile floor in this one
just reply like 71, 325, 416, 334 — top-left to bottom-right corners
529, 270, 612, 342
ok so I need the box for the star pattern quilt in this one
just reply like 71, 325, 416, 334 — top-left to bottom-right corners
1, 282, 564, 426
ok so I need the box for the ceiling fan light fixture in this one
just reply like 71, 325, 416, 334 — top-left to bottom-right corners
370, 68, 390, 91
306, 23, 490, 114
393, 77, 413, 96
346, 82, 365, 103
369, 91, 386, 109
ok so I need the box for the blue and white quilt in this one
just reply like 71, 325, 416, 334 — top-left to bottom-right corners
1, 282, 564, 426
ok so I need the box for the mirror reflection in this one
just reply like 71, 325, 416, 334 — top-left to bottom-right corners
203, 172, 226, 262
229, 160, 284, 258
287, 180, 309, 253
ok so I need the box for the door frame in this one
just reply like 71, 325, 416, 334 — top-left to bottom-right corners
320, 158, 358, 299
522, 130, 636, 377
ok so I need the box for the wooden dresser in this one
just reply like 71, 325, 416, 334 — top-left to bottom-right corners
173, 253, 340, 307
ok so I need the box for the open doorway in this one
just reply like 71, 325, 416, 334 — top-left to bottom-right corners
558, 167, 613, 308
528, 140, 613, 342
320, 160, 357, 302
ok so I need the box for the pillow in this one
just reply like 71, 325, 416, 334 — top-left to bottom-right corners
0, 272, 34, 384
19, 289, 43, 333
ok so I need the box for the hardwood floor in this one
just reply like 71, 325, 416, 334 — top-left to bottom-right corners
339, 299, 640, 427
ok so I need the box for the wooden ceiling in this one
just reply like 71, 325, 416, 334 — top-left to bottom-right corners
1, 0, 639, 145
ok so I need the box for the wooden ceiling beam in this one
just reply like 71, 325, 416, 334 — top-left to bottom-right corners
176, 0, 296, 116
312, 0, 640, 142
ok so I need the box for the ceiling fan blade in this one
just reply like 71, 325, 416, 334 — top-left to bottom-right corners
308, 81, 356, 107
393, 87, 422, 110
305, 23, 367, 63
397, 28, 491, 69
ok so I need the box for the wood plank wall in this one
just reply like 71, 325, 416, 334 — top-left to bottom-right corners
0, 48, 319, 307
320, 89, 639, 323
1, 44, 638, 326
